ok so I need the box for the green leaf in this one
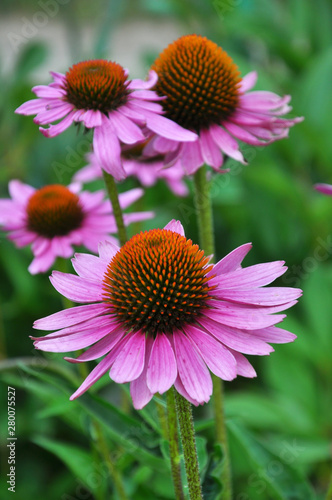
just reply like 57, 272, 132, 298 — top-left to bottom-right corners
32, 436, 106, 498
228, 421, 316, 500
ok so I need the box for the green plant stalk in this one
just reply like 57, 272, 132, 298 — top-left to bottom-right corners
102, 169, 128, 246
325, 473, 332, 500
193, 165, 232, 499
166, 389, 185, 500
174, 390, 203, 499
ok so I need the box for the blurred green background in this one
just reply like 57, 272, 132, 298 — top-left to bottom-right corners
0, 0, 331, 499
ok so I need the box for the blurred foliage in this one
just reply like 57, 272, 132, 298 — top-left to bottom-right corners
1, 0, 332, 499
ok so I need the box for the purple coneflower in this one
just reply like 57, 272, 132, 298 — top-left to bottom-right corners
149, 35, 303, 174
0, 180, 152, 274
33, 220, 301, 408
15, 60, 197, 180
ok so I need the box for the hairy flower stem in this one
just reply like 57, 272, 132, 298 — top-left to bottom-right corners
102, 170, 128, 246
167, 389, 185, 500
193, 165, 232, 500
174, 391, 203, 500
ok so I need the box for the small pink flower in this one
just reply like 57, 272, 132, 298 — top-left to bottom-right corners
74, 148, 189, 197
0, 180, 153, 274
149, 35, 304, 174
15, 60, 197, 180
33, 220, 301, 408
314, 184, 332, 196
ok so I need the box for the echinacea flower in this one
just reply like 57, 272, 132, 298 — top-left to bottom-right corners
15, 60, 197, 180
0, 180, 153, 274
314, 184, 332, 196
149, 34, 303, 174
33, 220, 301, 408
74, 146, 189, 197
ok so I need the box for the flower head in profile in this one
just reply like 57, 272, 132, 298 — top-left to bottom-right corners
74, 145, 189, 197
314, 184, 332, 196
0, 180, 152, 274
149, 34, 303, 174
15, 60, 197, 180
33, 220, 301, 408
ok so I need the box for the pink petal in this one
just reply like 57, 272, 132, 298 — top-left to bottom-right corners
209, 124, 247, 164
315, 183, 332, 196
130, 335, 154, 410
199, 128, 223, 168
40, 110, 76, 137
8, 180, 35, 203
214, 287, 302, 306
184, 325, 237, 381
224, 122, 268, 146
181, 140, 204, 174
208, 243, 252, 277
239, 72, 257, 93
65, 325, 125, 362
229, 349, 257, 377
34, 103, 73, 124
109, 110, 145, 144
250, 325, 297, 344
15, 98, 54, 115
128, 70, 158, 90
28, 250, 56, 275
32, 85, 65, 98
93, 125, 126, 180
98, 240, 119, 262
198, 316, 274, 355
34, 303, 108, 331
69, 350, 116, 400
147, 332, 177, 394
50, 271, 103, 303
144, 111, 197, 142
118, 188, 143, 209
240, 92, 291, 111
205, 302, 286, 330
81, 109, 103, 128
34, 322, 113, 352
71, 253, 108, 281
209, 261, 287, 289
173, 329, 212, 403
174, 375, 201, 406
163, 220, 185, 236
110, 331, 146, 383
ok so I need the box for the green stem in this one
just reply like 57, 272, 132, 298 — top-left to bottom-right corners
174, 390, 203, 500
325, 472, 332, 500
167, 389, 185, 500
102, 170, 128, 246
193, 166, 232, 500
93, 421, 129, 500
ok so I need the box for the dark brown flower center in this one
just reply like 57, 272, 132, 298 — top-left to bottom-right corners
27, 185, 84, 238
151, 34, 241, 131
64, 60, 130, 112
102, 228, 214, 335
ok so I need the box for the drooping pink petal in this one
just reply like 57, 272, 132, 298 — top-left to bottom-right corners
146, 332, 177, 394
144, 111, 198, 142
174, 375, 201, 406
65, 326, 125, 362
15, 98, 53, 115
173, 329, 212, 403
249, 325, 297, 344
209, 124, 247, 164
181, 140, 204, 174
32, 85, 66, 98
229, 349, 257, 377
34, 103, 73, 124
183, 325, 237, 381
199, 128, 223, 169
130, 335, 154, 410
109, 110, 145, 144
93, 125, 126, 180
70, 350, 116, 400
40, 110, 76, 138
110, 331, 146, 383
238, 71, 257, 93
